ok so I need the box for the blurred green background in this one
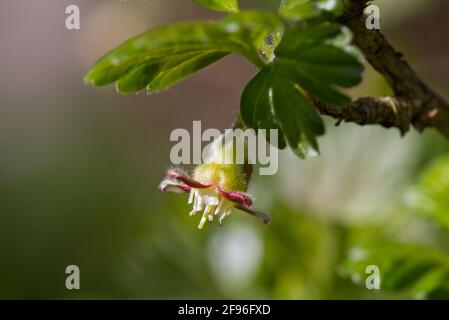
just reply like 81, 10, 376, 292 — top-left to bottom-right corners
1, 0, 449, 299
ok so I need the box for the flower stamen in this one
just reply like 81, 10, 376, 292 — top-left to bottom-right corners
198, 205, 215, 230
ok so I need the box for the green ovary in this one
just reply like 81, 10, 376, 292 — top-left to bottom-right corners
193, 163, 246, 192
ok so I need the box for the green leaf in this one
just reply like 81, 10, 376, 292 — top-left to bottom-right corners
220, 11, 285, 64
273, 58, 350, 106
259, 31, 283, 63
240, 65, 324, 157
271, 77, 324, 156
274, 23, 364, 106
116, 50, 228, 94
340, 239, 449, 299
406, 155, 449, 230
193, 0, 239, 13
240, 67, 274, 132
84, 13, 283, 94
240, 21, 362, 156
240, 66, 286, 149
279, 0, 343, 21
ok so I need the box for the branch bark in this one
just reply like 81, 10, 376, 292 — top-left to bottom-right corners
315, 96, 415, 135
317, 0, 449, 138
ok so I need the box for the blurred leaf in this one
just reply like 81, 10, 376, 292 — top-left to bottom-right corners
279, 0, 343, 21
406, 155, 449, 230
340, 239, 449, 299
85, 13, 283, 94
193, 0, 239, 13
257, 205, 339, 299
118, 194, 226, 299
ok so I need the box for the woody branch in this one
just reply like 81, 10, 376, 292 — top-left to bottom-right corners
315, 0, 449, 138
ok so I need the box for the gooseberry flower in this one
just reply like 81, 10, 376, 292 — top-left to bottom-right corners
159, 133, 271, 229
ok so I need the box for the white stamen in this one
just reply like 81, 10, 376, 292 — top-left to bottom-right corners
219, 209, 233, 226
188, 189, 195, 204
214, 198, 225, 216
198, 205, 215, 230
189, 191, 202, 216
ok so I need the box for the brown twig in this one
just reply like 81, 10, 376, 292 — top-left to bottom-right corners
314, 96, 416, 135
316, 0, 449, 138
